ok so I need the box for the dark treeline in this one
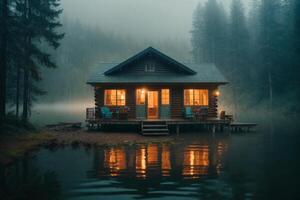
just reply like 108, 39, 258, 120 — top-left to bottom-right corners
191, 0, 300, 117
0, 0, 64, 124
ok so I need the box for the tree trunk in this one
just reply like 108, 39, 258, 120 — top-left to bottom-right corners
22, 69, 29, 122
16, 66, 21, 117
22, 0, 31, 123
0, 0, 8, 124
268, 70, 273, 112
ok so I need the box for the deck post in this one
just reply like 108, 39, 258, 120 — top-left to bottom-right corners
176, 124, 180, 135
212, 124, 216, 133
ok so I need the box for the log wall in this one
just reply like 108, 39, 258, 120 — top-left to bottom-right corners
94, 84, 219, 119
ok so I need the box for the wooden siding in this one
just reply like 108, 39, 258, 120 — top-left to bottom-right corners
208, 88, 218, 118
94, 84, 219, 119
120, 56, 182, 75
170, 86, 183, 118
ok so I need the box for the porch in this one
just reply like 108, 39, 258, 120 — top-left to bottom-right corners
86, 114, 233, 135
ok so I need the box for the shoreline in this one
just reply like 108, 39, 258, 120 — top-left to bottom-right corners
0, 128, 175, 166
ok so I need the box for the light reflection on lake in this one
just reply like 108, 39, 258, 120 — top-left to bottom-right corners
91, 141, 227, 180
69, 137, 230, 200
2, 120, 300, 199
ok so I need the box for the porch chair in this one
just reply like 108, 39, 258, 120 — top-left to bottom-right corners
118, 106, 130, 120
195, 107, 209, 121
100, 107, 113, 119
184, 107, 195, 119
220, 111, 234, 123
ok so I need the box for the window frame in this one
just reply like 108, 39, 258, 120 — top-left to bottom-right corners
136, 89, 146, 105
104, 89, 126, 106
145, 64, 155, 72
184, 89, 209, 106
161, 89, 170, 105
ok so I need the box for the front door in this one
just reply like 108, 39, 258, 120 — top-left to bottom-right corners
147, 91, 159, 119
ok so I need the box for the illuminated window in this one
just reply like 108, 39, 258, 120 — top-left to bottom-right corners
161, 89, 170, 105
184, 89, 208, 106
104, 89, 126, 106
136, 89, 146, 105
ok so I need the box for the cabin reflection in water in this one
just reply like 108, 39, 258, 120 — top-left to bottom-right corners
94, 141, 227, 179
103, 147, 126, 177
136, 146, 147, 178
182, 144, 209, 179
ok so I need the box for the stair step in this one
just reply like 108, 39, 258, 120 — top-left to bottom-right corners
142, 121, 167, 125
141, 120, 169, 136
143, 132, 169, 136
143, 128, 169, 132
143, 124, 167, 128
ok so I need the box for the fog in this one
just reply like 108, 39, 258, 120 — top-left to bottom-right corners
61, 0, 238, 41
4, 0, 299, 125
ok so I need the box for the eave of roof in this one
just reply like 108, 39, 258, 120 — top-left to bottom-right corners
87, 63, 228, 85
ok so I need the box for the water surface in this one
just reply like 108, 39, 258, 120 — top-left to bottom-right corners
2, 125, 299, 200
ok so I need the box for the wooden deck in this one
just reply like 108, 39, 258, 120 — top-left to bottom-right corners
86, 118, 257, 135
230, 123, 258, 132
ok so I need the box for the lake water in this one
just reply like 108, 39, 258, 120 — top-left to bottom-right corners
1, 122, 300, 200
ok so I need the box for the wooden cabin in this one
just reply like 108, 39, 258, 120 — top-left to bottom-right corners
87, 47, 229, 134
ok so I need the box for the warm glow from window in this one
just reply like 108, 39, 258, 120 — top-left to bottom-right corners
104, 89, 126, 106
136, 146, 147, 178
104, 148, 126, 177
184, 89, 208, 106
161, 89, 170, 105
136, 89, 146, 105
161, 145, 171, 177
147, 144, 158, 164
183, 145, 209, 178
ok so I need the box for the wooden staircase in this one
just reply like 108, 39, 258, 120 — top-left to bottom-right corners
141, 121, 169, 136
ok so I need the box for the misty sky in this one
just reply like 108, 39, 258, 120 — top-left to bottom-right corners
61, 0, 244, 41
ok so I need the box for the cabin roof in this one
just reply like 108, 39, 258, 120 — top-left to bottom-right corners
104, 47, 196, 75
87, 47, 228, 85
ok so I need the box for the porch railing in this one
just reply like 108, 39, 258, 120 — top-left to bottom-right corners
86, 108, 95, 120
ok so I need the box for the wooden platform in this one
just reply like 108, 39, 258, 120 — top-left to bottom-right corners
86, 118, 257, 134
229, 123, 257, 132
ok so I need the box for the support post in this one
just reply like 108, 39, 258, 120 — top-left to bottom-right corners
176, 124, 180, 135
212, 124, 216, 133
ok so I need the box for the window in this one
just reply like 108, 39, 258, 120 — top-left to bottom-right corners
104, 89, 126, 106
145, 64, 155, 72
184, 89, 208, 106
136, 89, 146, 105
161, 89, 170, 105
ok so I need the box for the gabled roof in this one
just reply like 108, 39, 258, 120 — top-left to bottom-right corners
104, 47, 196, 75
87, 62, 228, 84
87, 47, 228, 85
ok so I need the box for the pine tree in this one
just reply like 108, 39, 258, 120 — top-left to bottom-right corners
257, 0, 283, 109
293, 0, 300, 97
0, 0, 9, 124
229, 0, 248, 71
191, 0, 227, 65
227, 0, 249, 117
191, 3, 204, 64
203, 0, 227, 64
14, 0, 64, 122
